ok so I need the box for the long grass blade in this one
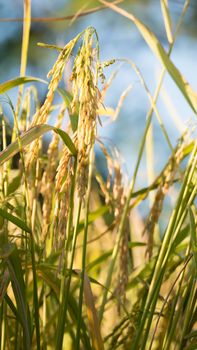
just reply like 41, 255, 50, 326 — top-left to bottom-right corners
0, 124, 77, 165
160, 0, 173, 44
0, 77, 46, 94
99, 0, 197, 113
83, 273, 105, 350
20, 0, 31, 80
0, 208, 32, 234
1, 243, 32, 349
188, 206, 197, 274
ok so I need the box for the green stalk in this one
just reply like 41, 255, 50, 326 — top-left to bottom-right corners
12, 0, 31, 142
6, 98, 31, 319
55, 199, 82, 350
178, 278, 196, 349
29, 235, 40, 349
2, 118, 8, 199
162, 268, 191, 349
14, 321, 19, 350
130, 143, 197, 349
55, 158, 78, 350
142, 276, 163, 349
149, 252, 192, 349
42, 249, 47, 350
75, 149, 94, 350
0, 302, 6, 350
163, 296, 181, 349
30, 160, 41, 350
1, 116, 8, 244
1, 116, 8, 350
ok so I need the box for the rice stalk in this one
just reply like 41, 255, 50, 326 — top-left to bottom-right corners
26, 34, 80, 167
0, 1, 196, 348
70, 28, 100, 199
143, 138, 185, 260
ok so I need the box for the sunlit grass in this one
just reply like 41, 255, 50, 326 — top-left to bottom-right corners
0, 1, 196, 349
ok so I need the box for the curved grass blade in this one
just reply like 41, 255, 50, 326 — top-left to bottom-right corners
0, 76, 80, 132
0, 76, 76, 112
188, 206, 197, 274
1, 243, 32, 349
7, 173, 21, 195
99, 0, 197, 113
83, 273, 105, 350
20, 0, 31, 81
160, 0, 173, 44
0, 208, 32, 234
54, 127, 77, 155
0, 124, 77, 165
4, 294, 20, 321
0, 269, 10, 303
0, 76, 46, 94
58, 87, 79, 132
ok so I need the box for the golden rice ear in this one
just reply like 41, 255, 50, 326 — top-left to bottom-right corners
143, 138, 186, 260
70, 28, 101, 199
41, 105, 66, 241
96, 140, 129, 310
116, 217, 130, 313
26, 39, 77, 168
53, 152, 75, 252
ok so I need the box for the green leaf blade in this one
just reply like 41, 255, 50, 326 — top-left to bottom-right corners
101, 1, 197, 113
189, 206, 197, 273
0, 76, 47, 94
0, 124, 77, 165
160, 0, 173, 44
0, 208, 32, 234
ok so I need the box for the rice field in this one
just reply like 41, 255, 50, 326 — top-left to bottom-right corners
0, 1, 197, 349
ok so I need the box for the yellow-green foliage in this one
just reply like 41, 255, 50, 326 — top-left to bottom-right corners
0, 1, 196, 349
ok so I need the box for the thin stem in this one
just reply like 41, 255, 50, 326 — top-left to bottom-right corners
131, 143, 197, 349
55, 157, 78, 350
12, 0, 31, 142
55, 199, 82, 350
0, 302, 6, 350
0, 0, 123, 23
75, 149, 94, 350
149, 254, 192, 349
30, 159, 41, 350
178, 276, 196, 348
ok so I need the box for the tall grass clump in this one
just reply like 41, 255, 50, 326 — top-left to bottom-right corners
0, 0, 197, 349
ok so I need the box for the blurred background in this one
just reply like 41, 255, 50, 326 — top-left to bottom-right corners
0, 0, 197, 184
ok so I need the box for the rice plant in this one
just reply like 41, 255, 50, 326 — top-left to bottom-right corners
0, 1, 196, 349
